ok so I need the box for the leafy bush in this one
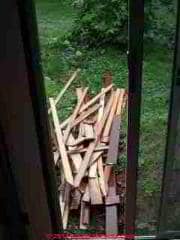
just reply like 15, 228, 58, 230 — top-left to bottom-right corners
71, 0, 128, 47
70, 0, 176, 47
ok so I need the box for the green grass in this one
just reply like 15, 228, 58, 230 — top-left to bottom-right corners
35, 0, 174, 234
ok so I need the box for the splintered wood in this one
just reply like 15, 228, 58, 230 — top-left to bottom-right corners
49, 77, 127, 233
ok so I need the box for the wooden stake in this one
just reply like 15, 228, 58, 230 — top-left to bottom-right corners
89, 178, 103, 205
49, 98, 74, 185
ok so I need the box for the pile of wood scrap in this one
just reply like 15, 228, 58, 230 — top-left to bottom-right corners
48, 70, 127, 233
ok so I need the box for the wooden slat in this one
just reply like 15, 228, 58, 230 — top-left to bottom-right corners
105, 173, 118, 234
82, 185, 90, 202
80, 201, 89, 229
89, 178, 103, 205
67, 145, 108, 154
116, 89, 126, 115
49, 98, 74, 185
74, 94, 114, 187
84, 124, 94, 138
72, 104, 100, 128
60, 84, 113, 129
102, 89, 120, 142
67, 137, 95, 147
97, 156, 107, 196
80, 84, 113, 112
70, 189, 81, 210
106, 116, 121, 165
63, 87, 88, 143
67, 134, 82, 173
48, 68, 80, 114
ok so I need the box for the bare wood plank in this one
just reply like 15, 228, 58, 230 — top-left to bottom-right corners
80, 84, 113, 112
89, 88, 105, 178
68, 134, 82, 173
70, 189, 81, 210
105, 173, 119, 234
89, 178, 103, 205
102, 89, 121, 142
67, 136, 95, 147
64, 87, 88, 143
48, 69, 80, 114
68, 145, 108, 154
72, 104, 100, 128
116, 89, 126, 115
74, 93, 114, 187
84, 124, 94, 138
80, 201, 89, 229
82, 185, 90, 202
49, 97, 74, 185
60, 84, 113, 129
97, 156, 106, 196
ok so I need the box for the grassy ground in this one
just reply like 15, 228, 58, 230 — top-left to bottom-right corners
35, 0, 174, 234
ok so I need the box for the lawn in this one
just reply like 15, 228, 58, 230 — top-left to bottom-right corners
35, 0, 174, 234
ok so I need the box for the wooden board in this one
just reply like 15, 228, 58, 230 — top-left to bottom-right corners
89, 178, 103, 205
102, 89, 120, 142
48, 68, 80, 114
105, 173, 118, 234
74, 93, 114, 187
49, 98, 74, 185
63, 87, 88, 143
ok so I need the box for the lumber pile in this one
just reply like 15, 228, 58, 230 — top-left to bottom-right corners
48, 70, 127, 232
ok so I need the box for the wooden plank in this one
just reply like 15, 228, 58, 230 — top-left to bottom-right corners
72, 104, 100, 128
80, 84, 113, 112
105, 173, 118, 234
67, 145, 108, 154
84, 124, 94, 138
62, 183, 71, 229
63, 87, 88, 143
102, 89, 121, 142
82, 185, 90, 202
60, 84, 113, 129
104, 165, 113, 192
66, 136, 95, 147
89, 88, 105, 178
70, 189, 81, 210
80, 201, 89, 229
106, 116, 121, 165
89, 178, 103, 205
68, 134, 82, 173
116, 89, 126, 115
48, 69, 80, 114
97, 156, 107, 196
73, 94, 114, 187
49, 97, 74, 185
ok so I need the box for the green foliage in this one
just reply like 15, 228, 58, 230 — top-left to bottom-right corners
70, 0, 128, 47
70, 0, 176, 47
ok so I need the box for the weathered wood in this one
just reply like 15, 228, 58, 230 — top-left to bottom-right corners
105, 173, 118, 234
89, 178, 103, 205
84, 124, 94, 138
49, 98, 74, 185
68, 145, 108, 154
64, 87, 88, 143
48, 68, 80, 114
82, 185, 90, 202
60, 85, 114, 129
106, 116, 121, 165
102, 89, 120, 142
67, 134, 82, 173
66, 136, 95, 147
116, 89, 126, 115
97, 156, 107, 196
70, 189, 81, 210
80, 201, 89, 229
80, 84, 113, 112
74, 94, 114, 187
72, 104, 100, 128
